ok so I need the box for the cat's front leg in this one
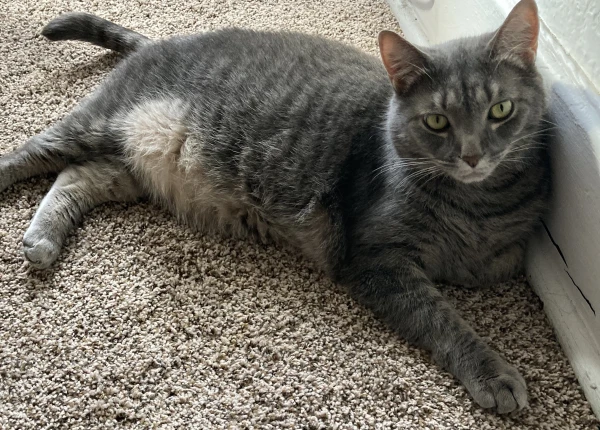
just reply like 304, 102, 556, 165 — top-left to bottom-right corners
343, 261, 527, 413
451, 241, 526, 288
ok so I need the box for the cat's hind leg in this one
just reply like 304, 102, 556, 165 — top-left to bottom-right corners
22, 158, 141, 269
0, 116, 111, 193
0, 131, 67, 193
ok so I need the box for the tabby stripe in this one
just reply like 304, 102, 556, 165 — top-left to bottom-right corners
477, 178, 547, 218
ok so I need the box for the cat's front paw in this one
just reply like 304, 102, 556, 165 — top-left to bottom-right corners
463, 356, 528, 414
22, 235, 60, 269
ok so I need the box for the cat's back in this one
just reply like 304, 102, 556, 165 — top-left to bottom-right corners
175, 28, 380, 71
103, 28, 386, 103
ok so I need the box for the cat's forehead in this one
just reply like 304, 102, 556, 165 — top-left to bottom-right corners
426, 41, 507, 112
430, 74, 501, 112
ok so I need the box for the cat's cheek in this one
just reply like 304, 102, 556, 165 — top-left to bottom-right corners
412, 128, 450, 159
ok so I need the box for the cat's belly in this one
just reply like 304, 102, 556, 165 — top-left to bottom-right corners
116, 98, 270, 238
115, 97, 332, 265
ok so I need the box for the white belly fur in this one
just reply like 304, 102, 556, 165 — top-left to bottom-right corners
117, 98, 253, 236
116, 98, 331, 265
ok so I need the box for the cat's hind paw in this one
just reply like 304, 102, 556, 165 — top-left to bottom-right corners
22, 236, 60, 269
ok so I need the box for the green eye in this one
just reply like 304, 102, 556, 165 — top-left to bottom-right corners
425, 114, 449, 131
489, 100, 513, 120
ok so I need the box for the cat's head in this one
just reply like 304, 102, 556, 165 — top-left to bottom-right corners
380, 0, 546, 184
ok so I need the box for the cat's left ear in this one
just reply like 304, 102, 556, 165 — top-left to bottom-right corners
489, 0, 540, 67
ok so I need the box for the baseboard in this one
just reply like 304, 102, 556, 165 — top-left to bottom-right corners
385, 0, 600, 418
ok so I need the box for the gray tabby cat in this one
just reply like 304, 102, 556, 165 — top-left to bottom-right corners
1, 0, 549, 414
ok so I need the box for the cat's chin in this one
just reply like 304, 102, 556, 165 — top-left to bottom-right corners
451, 170, 492, 184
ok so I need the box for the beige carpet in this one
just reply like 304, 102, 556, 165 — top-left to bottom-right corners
0, 0, 597, 429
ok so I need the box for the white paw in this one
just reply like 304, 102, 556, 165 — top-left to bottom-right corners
464, 357, 528, 414
22, 236, 60, 269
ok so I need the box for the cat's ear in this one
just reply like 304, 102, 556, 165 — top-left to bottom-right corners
378, 31, 429, 95
489, 0, 539, 67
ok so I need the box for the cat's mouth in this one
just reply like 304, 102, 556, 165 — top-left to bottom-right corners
455, 170, 490, 183
448, 160, 497, 184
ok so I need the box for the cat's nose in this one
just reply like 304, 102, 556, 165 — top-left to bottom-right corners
461, 154, 481, 168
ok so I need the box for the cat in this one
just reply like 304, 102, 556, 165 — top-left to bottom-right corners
0, 0, 550, 414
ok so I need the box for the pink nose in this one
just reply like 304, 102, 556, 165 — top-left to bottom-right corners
461, 154, 481, 168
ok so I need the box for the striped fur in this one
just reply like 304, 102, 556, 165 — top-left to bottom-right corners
1, 0, 549, 414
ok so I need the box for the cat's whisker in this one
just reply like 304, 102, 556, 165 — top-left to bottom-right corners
506, 143, 549, 152
506, 147, 546, 155
507, 128, 556, 148
498, 155, 533, 168
372, 156, 443, 182
395, 169, 427, 189
418, 168, 445, 189
395, 165, 440, 191
539, 118, 559, 127
507, 139, 551, 150
371, 159, 436, 182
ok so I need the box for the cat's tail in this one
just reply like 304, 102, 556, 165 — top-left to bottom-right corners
41, 12, 151, 55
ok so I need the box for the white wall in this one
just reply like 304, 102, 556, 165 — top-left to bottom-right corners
386, 0, 600, 418
538, 0, 600, 91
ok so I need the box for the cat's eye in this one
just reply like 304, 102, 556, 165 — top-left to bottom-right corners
489, 100, 513, 120
424, 114, 449, 131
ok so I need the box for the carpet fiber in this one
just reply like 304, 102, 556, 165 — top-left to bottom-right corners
0, 0, 598, 429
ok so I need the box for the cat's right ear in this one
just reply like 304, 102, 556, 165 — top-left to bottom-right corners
378, 31, 429, 96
